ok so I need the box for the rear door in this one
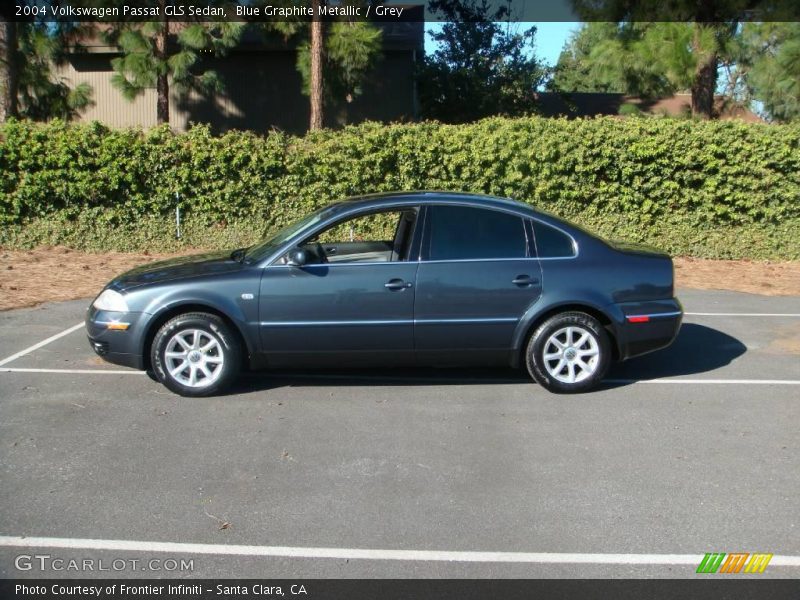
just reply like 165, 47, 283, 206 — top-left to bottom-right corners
414, 204, 542, 365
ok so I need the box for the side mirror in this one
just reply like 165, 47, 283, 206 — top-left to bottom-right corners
287, 248, 307, 267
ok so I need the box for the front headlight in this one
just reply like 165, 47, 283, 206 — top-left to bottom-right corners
93, 289, 129, 312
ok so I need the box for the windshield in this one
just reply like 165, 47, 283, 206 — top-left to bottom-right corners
245, 206, 333, 262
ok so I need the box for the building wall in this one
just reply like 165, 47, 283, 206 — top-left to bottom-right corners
57, 49, 419, 134
58, 55, 158, 128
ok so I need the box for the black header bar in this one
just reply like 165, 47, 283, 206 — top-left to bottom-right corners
2, 0, 800, 23
2, 579, 800, 600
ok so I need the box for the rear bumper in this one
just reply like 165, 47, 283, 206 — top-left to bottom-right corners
613, 298, 683, 361
85, 305, 147, 370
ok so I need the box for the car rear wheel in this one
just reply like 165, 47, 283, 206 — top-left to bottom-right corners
151, 312, 241, 397
526, 312, 611, 393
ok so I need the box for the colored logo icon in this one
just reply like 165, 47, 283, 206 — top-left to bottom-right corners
696, 553, 773, 574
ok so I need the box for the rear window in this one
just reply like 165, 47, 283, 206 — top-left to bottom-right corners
427, 206, 527, 260
532, 221, 576, 258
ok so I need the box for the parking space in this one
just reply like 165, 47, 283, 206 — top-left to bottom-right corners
0, 290, 798, 578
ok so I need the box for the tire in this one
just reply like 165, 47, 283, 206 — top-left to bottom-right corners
151, 312, 242, 397
525, 311, 611, 394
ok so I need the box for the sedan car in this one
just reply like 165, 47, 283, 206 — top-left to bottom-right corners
86, 192, 682, 396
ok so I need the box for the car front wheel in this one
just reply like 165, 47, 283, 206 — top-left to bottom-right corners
526, 312, 611, 393
151, 312, 241, 397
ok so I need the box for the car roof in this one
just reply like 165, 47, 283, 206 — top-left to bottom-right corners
324, 191, 596, 243
336, 191, 539, 216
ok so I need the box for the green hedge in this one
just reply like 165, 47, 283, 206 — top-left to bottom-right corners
1, 117, 799, 259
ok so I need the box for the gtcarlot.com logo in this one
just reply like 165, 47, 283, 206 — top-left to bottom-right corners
696, 552, 773, 574
14, 554, 194, 572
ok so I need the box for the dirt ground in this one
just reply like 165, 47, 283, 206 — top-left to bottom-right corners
0, 246, 799, 311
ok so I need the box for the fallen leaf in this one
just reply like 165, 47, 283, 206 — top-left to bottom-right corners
203, 508, 231, 531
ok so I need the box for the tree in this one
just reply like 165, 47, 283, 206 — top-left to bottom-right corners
1, 5, 93, 123
550, 23, 629, 93
566, 0, 772, 119
552, 20, 736, 118
106, 2, 242, 125
309, 0, 324, 130
296, 19, 382, 128
0, 16, 19, 120
265, 0, 382, 130
17, 22, 93, 120
418, 0, 548, 123
740, 22, 800, 121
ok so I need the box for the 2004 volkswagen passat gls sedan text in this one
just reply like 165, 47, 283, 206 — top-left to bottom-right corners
86, 192, 682, 396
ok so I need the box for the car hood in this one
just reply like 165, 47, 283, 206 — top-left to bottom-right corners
110, 250, 246, 291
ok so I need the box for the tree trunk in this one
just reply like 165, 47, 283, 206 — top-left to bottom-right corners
156, 74, 169, 125
309, 0, 324, 130
155, 12, 169, 125
0, 18, 19, 121
691, 25, 717, 119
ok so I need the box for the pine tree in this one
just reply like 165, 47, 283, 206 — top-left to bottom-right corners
297, 20, 381, 128
309, 0, 324, 130
262, 1, 382, 130
0, 16, 19, 120
1, 5, 93, 122
741, 22, 800, 121
552, 21, 735, 118
568, 0, 759, 119
18, 22, 94, 120
550, 23, 631, 93
106, 2, 242, 125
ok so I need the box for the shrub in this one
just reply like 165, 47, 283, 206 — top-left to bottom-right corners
617, 103, 642, 116
1, 117, 798, 259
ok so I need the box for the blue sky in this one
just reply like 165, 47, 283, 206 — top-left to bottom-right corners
424, 22, 581, 67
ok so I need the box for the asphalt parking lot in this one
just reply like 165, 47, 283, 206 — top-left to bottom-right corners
0, 289, 798, 579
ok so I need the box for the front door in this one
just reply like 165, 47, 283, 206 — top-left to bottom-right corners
258, 208, 420, 367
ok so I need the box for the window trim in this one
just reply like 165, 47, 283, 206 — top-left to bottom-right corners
420, 204, 531, 263
529, 217, 579, 260
267, 205, 422, 267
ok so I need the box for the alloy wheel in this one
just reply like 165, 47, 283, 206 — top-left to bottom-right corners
542, 325, 600, 384
164, 328, 225, 388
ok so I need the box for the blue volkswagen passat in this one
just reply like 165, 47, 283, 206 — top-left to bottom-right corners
86, 192, 682, 396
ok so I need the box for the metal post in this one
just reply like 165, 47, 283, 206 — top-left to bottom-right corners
175, 198, 181, 240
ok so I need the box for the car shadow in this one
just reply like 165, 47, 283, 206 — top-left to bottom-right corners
223, 323, 746, 395
227, 366, 530, 395
604, 322, 747, 386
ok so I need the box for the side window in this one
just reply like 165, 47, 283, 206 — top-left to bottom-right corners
531, 221, 576, 258
314, 211, 398, 245
427, 206, 527, 260
288, 209, 418, 264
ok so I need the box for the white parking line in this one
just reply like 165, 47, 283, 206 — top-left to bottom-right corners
0, 535, 798, 567
282, 373, 800, 386
605, 378, 800, 385
0, 322, 85, 367
685, 312, 800, 317
290, 373, 800, 386
1, 368, 799, 385
1, 368, 144, 375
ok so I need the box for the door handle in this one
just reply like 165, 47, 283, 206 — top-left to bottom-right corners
324, 246, 337, 254
512, 275, 538, 286
385, 279, 412, 291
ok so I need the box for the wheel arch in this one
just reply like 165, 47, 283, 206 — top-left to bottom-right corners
141, 303, 252, 372
511, 302, 620, 368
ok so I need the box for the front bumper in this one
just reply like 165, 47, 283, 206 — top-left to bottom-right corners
613, 298, 683, 361
85, 305, 147, 369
